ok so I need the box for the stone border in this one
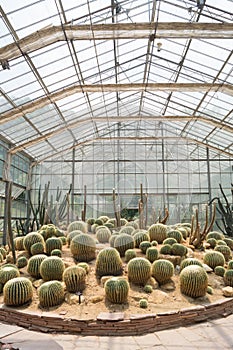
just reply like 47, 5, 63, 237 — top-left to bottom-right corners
1, 298, 233, 336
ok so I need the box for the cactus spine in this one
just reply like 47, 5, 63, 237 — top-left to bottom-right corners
105, 277, 129, 304
180, 265, 208, 298
3, 277, 33, 306
95, 248, 123, 277
38, 280, 64, 307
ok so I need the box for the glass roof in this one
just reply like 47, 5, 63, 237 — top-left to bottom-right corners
0, 0, 232, 163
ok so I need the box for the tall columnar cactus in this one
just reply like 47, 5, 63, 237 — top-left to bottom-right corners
0, 247, 7, 259
70, 233, 96, 262
127, 257, 151, 285
214, 245, 231, 261
223, 269, 233, 287
45, 237, 62, 255
146, 247, 159, 263
180, 265, 208, 298
38, 280, 64, 308
180, 258, 203, 271
40, 256, 65, 281
27, 254, 47, 278
148, 223, 167, 243
167, 230, 183, 243
114, 234, 135, 257
0, 266, 20, 285
63, 265, 86, 292
67, 221, 87, 233
96, 227, 111, 243
3, 277, 33, 306
23, 232, 45, 254
30, 242, 45, 255
134, 231, 150, 248
105, 277, 129, 304
171, 243, 187, 257
151, 259, 174, 285
95, 247, 123, 277
203, 251, 225, 269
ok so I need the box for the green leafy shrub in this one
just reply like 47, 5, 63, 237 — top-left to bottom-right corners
148, 223, 167, 243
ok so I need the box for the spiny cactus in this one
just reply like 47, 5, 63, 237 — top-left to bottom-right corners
146, 247, 159, 263
0, 266, 20, 284
105, 277, 129, 304
77, 262, 90, 274
14, 237, 25, 251
148, 223, 167, 243
23, 232, 45, 254
163, 238, 177, 246
214, 266, 226, 276
206, 238, 217, 248
27, 254, 47, 278
151, 240, 158, 246
3, 277, 33, 306
224, 238, 233, 250
176, 226, 188, 240
109, 234, 119, 248
180, 265, 208, 298
203, 251, 225, 269
95, 219, 104, 226
70, 233, 96, 262
67, 221, 87, 233
214, 245, 231, 261
96, 227, 111, 243
139, 241, 152, 254
38, 280, 64, 308
30, 242, 45, 255
59, 236, 67, 246
127, 257, 151, 285
206, 231, 224, 241
114, 234, 135, 257
51, 249, 62, 257
0, 247, 7, 259
0, 253, 3, 263
67, 230, 82, 247
171, 243, 187, 257
224, 269, 233, 287
45, 237, 62, 255
40, 256, 65, 281
228, 260, 233, 269
144, 284, 153, 293
95, 247, 123, 277
216, 240, 227, 246
125, 221, 139, 230
134, 231, 150, 248
139, 299, 148, 308
16, 256, 28, 269
151, 259, 174, 285
167, 230, 183, 243
63, 265, 86, 292
160, 244, 172, 255
180, 258, 203, 271
119, 226, 135, 235
125, 249, 137, 263
120, 218, 128, 226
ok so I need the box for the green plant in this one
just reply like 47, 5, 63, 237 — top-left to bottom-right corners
70, 233, 96, 262
143, 284, 153, 293
95, 247, 123, 277
171, 243, 187, 257
214, 245, 231, 261
151, 259, 174, 285
0, 266, 20, 284
40, 256, 65, 281
67, 221, 87, 233
63, 265, 86, 292
214, 266, 226, 276
77, 262, 90, 274
148, 223, 167, 243
96, 227, 111, 243
119, 226, 135, 235
159, 244, 172, 255
207, 286, 213, 294
125, 221, 139, 230
14, 237, 25, 251
3, 277, 33, 306
45, 237, 62, 255
139, 299, 148, 308
206, 231, 224, 241
127, 258, 151, 285
67, 230, 82, 247
0, 247, 7, 259
163, 238, 177, 246
105, 277, 129, 304
224, 238, 233, 250
167, 230, 183, 243
114, 234, 135, 257
139, 241, 152, 254
134, 231, 150, 248
109, 234, 119, 247
30, 242, 45, 255
180, 258, 203, 271
95, 219, 104, 226
203, 251, 225, 269
180, 265, 208, 298
97, 215, 109, 223
51, 249, 62, 257
27, 254, 47, 278
125, 249, 137, 262
228, 260, 233, 269
224, 269, 233, 286
206, 238, 217, 248
146, 247, 159, 263
0, 253, 3, 263
23, 232, 45, 254
38, 280, 64, 308
216, 240, 227, 246
16, 256, 28, 269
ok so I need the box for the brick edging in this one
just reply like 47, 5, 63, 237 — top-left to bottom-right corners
0, 298, 233, 336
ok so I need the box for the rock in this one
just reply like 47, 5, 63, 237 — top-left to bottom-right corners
202, 264, 213, 273
32, 279, 43, 288
65, 292, 85, 304
222, 286, 233, 297
186, 247, 195, 258
146, 277, 159, 289
89, 295, 104, 303
161, 281, 175, 291
158, 255, 182, 266
132, 295, 149, 302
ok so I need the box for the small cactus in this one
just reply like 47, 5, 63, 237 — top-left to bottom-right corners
160, 244, 172, 255
77, 262, 90, 274
139, 241, 152, 254
16, 256, 28, 269
125, 249, 137, 262
206, 231, 224, 241
224, 238, 233, 250
23, 232, 45, 254
134, 231, 150, 248
143, 284, 153, 293
95, 247, 123, 277
63, 265, 86, 292
151, 259, 174, 285
119, 226, 135, 235
224, 269, 233, 287
68, 221, 87, 233
167, 230, 183, 243
139, 299, 148, 308
180, 258, 203, 271
127, 258, 151, 285
70, 233, 96, 262
228, 260, 233, 269
51, 249, 62, 257
163, 238, 177, 246
3, 277, 33, 306
38, 280, 64, 308
206, 238, 217, 248
180, 265, 208, 298
214, 266, 225, 277
146, 247, 159, 263
27, 254, 47, 278
105, 277, 129, 304
114, 234, 135, 257
0, 266, 20, 284
40, 256, 65, 281
171, 243, 187, 257
214, 245, 231, 261
0, 247, 7, 259
148, 223, 167, 243
45, 237, 62, 255
30, 242, 45, 255
67, 230, 82, 247
109, 234, 119, 247
14, 237, 25, 251
203, 251, 225, 269
96, 227, 111, 243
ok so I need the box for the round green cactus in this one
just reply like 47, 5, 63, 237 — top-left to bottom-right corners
30, 242, 45, 256
144, 284, 153, 293
216, 240, 227, 246
167, 230, 183, 243
206, 231, 224, 241
134, 231, 150, 248
125, 221, 139, 230
95, 219, 104, 226
109, 234, 119, 247
3, 277, 33, 306
228, 260, 233, 269
159, 244, 172, 255
0, 253, 3, 263
139, 241, 152, 254
0, 247, 7, 259
104, 222, 114, 230
68, 221, 87, 233
14, 237, 25, 251
171, 243, 187, 257
95, 247, 123, 277
214, 245, 231, 261
180, 265, 208, 298
96, 227, 111, 243
98, 215, 110, 223
203, 251, 225, 269
224, 238, 233, 250
125, 249, 137, 262
214, 266, 226, 277
224, 269, 233, 287
139, 299, 148, 308
127, 257, 151, 285
40, 256, 65, 281
105, 277, 129, 304
0, 266, 20, 284
119, 226, 135, 235
23, 232, 44, 254
151, 259, 174, 285
45, 237, 62, 255
77, 262, 90, 274
146, 247, 159, 263
51, 249, 62, 257
16, 256, 28, 269
70, 233, 96, 262
38, 280, 64, 308
206, 238, 217, 248
163, 238, 177, 246
67, 230, 82, 247
114, 234, 135, 257
59, 236, 67, 246
176, 227, 188, 240
27, 254, 47, 278
148, 223, 167, 243
180, 258, 203, 271
63, 265, 86, 292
